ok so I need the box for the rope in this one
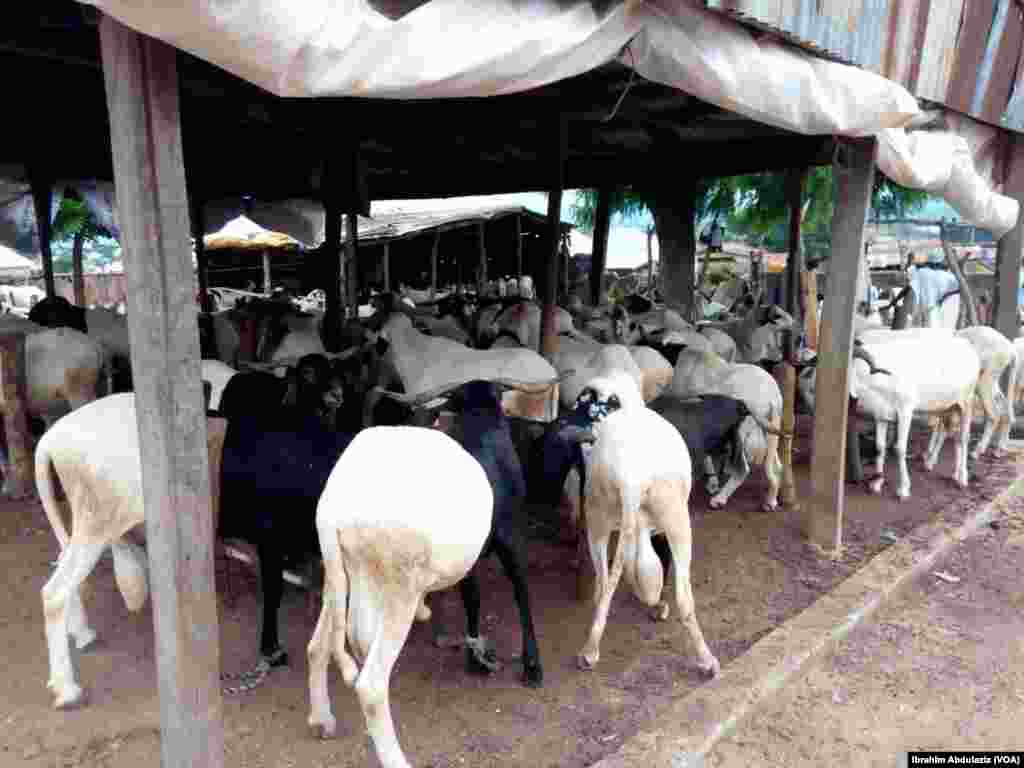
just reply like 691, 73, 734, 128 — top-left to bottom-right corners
221, 647, 287, 695
603, 43, 637, 123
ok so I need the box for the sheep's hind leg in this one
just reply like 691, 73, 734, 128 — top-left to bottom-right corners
42, 541, 106, 708
578, 514, 624, 670
868, 420, 887, 495
648, 533, 672, 622
459, 567, 500, 675
661, 514, 719, 677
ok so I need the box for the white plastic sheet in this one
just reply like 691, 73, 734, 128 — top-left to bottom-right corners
74, 0, 1022, 237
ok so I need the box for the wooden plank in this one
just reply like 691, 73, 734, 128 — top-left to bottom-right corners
947, 0, 994, 114
430, 230, 440, 300
807, 137, 877, 555
98, 16, 224, 768
346, 210, 359, 309
981, 0, 1023, 126
0, 332, 33, 498
656, 180, 697, 321
29, 171, 56, 298
477, 221, 487, 294
917, 0, 967, 103
589, 188, 612, 307
540, 115, 568, 361
993, 134, 1024, 339
382, 242, 391, 293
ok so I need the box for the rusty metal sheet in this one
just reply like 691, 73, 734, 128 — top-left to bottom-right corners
946, 0, 995, 115
1003, 48, 1024, 131
915, 0, 966, 103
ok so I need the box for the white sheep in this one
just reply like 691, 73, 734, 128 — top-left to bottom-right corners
35, 393, 227, 708
306, 425, 493, 768
557, 371, 719, 677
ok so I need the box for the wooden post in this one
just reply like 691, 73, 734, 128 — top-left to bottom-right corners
382, 242, 391, 293
346, 210, 359, 308
562, 235, 570, 301
72, 232, 87, 306
477, 222, 488, 295
540, 115, 568, 360
190, 198, 211, 313
431, 231, 440, 300
807, 137, 877, 554
589, 188, 612, 308
321, 160, 343, 353
655, 180, 697, 320
0, 332, 33, 498
29, 171, 56, 298
515, 214, 524, 280
99, 16, 224, 768
780, 167, 806, 509
801, 271, 819, 349
262, 250, 272, 294
993, 134, 1024, 340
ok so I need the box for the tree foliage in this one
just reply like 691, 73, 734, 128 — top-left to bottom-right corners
571, 169, 930, 245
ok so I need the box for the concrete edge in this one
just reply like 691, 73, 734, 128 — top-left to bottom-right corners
590, 458, 1024, 768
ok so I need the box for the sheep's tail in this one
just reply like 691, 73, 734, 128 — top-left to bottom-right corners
34, 436, 69, 550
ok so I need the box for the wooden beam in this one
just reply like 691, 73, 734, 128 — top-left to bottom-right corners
99, 16, 224, 768
0, 332, 33, 498
993, 134, 1024, 339
382, 242, 391, 293
190, 198, 211, 313
807, 137, 877, 555
515, 214, 524, 280
802, 271, 819, 349
477, 222, 488, 294
654, 179, 697, 320
430, 231, 440, 300
540, 115, 568, 360
590, 188, 612, 307
29, 171, 56, 298
346, 209, 359, 308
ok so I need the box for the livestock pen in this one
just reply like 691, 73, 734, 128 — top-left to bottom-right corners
1, 415, 1019, 767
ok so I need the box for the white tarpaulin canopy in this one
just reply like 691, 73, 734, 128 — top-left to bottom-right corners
79, 0, 1019, 238
0, 245, 37, 280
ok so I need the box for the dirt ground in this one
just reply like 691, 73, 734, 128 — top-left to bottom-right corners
1, 416, 1019, 768
709, 484, 1024, 767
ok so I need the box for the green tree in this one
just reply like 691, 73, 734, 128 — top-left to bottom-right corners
50, 194, 110, 274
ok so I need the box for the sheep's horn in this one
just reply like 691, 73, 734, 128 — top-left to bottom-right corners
371, 381, 467, 408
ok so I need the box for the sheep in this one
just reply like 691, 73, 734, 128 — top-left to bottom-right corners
306, 425, 494, 768
551, 371, 720, 676
36, 393, 229, 708
797, 337, 980, 497
669, 348, 784, 511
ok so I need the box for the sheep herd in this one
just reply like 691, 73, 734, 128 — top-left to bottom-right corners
11, 284, 1022, 768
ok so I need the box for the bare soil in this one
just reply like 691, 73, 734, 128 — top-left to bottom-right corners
1, 415, 1019, 768
709, 485, 1024, 767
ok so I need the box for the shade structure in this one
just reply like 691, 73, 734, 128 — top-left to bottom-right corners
0, 244, 36, 280
203, 214, 302, 251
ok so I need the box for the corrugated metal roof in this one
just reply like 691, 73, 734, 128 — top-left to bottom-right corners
340, 204, 572, 244
704, 0, 1024, 134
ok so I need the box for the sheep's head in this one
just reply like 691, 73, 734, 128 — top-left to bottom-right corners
556, 372, 642, 444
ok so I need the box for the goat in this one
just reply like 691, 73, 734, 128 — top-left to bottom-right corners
552, 371, 720, 676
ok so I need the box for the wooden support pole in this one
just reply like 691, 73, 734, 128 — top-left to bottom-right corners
382, 242, 391, 293
562, 236, 570, 300
993, 135, 1024, 340
431, 231, 440, 300
346, 210, 359, 308
29, 171, 56, 298
190, 198, 211, 313
99, 16, 224, 768
72, 232, 87, 306
589, 188, 612, 308
477, 222, 487, 295
0, 332, 33, 498
653, 180, 697, 320
780, 167, 806, 509
515, 214, 524, 280
262, 250, 272, 294
540, 115, 568, 360
801, 271, 819, 349
807, 137, 877, 555
321, 160, 343, 353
